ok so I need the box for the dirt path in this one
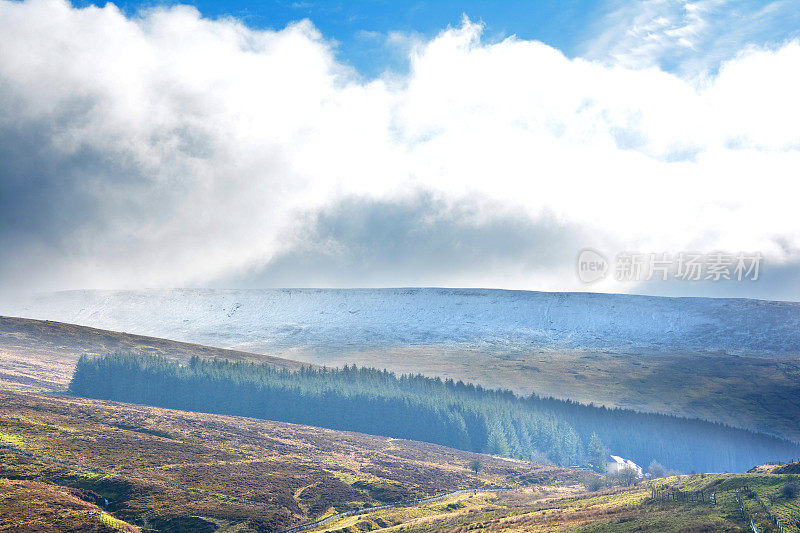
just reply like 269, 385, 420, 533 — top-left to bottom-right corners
279, 488, 514, 533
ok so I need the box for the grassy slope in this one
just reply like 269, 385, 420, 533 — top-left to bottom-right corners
0, 316, 312, 392
0, 390, 588, 532
312, 471, 800, 533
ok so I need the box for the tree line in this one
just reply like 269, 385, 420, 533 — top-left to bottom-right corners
68, 354, 800, 473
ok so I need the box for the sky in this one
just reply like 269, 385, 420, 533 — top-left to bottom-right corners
2, 0, 800, 299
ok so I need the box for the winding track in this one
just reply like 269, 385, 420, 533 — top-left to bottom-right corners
279, 487, 514, 533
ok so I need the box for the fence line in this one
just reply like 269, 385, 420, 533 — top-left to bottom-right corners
650, 485, 713, 504
739, 486, 791, 533
650, 481, 792, 533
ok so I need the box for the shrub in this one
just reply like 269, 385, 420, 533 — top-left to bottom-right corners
782, 482, 799, 499
586, 478, 603, 492
647, 460, 666, 479
470, 460, 482, 474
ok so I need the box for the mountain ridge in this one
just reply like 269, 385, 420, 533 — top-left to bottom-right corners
3, 287, 800, 356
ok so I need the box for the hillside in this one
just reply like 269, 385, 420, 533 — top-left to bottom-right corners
0, 390, 583, 531
3, 289, 800, 442
3, 388, 799, 531
0, 316, 311, 392
68, 353, 800, 474
312, 471, 800, 532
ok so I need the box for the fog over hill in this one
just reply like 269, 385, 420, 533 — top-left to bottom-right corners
3, 288, 800, 356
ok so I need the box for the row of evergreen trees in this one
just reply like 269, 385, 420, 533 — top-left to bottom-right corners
68, 354, 800, 473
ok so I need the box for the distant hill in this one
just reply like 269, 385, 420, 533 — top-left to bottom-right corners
0, 316, 311, 392
3, 288, 800, 355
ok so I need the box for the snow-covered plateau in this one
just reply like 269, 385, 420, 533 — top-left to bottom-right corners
2, 288, 799, 356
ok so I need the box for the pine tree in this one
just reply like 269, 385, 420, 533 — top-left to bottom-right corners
588, 432, 607, 473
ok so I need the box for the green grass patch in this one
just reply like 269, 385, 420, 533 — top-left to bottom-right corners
0, 431, 24, 447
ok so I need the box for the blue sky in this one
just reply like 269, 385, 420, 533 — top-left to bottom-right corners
73, 0, 606, 76
71, 0, 800, 77
2, 0, 800, 298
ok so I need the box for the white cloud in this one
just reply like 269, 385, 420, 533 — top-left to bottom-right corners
586, 0, 719, 70
585, 0, 800, 74
1, 0, 799, 295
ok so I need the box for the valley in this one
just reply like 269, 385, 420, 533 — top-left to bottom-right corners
2, 388, 799, 532
2, 290, 800, 530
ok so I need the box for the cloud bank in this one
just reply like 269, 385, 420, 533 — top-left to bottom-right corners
1, 0, 799, 297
